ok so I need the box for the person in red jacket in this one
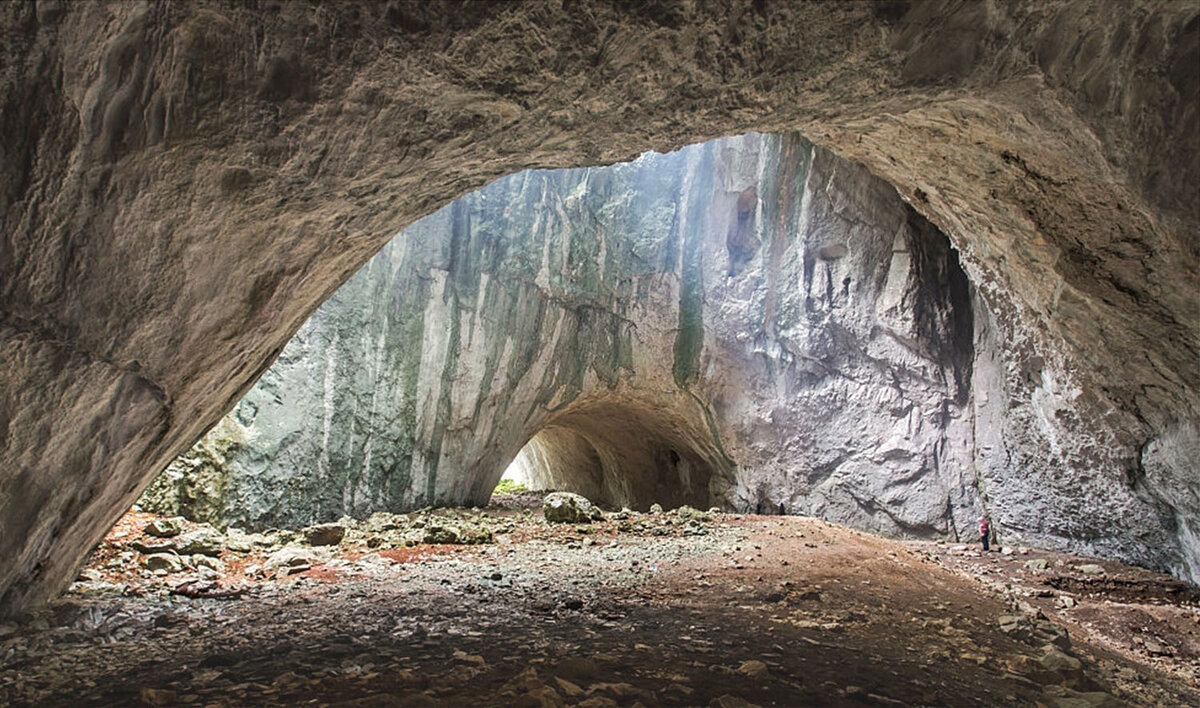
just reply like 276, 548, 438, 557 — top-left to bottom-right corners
979, 517, 991, 552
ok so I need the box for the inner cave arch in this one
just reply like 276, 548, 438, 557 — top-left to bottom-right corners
496, 400, 729, 511
145, 130, 986, 541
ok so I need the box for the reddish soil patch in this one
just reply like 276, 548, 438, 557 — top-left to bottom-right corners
374, 545, 464, 564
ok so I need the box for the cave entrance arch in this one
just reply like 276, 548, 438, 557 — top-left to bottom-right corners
1, 0, 1196, 623
491, 398, 731, 511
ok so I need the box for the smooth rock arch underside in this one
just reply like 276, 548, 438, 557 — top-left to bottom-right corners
1, 0, 1197, 616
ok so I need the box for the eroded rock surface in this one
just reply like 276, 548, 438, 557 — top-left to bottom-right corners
0, 0, 1196, 616
157, 133, 1192, 590
153, 135, 981, 538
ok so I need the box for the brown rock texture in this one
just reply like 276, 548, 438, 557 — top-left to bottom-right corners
0, 0, 1196, 616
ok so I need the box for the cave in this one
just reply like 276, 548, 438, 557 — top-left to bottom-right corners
139, 132, 981, 542
1, 1, 1198, 704
491, 400, 726, 512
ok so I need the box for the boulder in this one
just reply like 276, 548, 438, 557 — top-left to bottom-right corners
543, 493, 604, 524
143, 517, 185, 538
143, 554, 184, 573
998, 610, 1071, 651
171, 526, 226, 556
263, 547, 322, 572
1038, 645, 1083, 675
459, 526, 494, 545
302, 523, 345, 547
673, 506, 711, 522
736, 660, 769, 679
131, 538, 174, 555
423, 524, 461, 544
191, 555, 225, 572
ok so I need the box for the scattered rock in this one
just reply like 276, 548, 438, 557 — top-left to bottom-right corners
517, 685, 565, 707
459, 526, 494, 544
453, 650, 487, 667
263, 547, 322, 572
1074, 564, 1105, 575
192, 555, 225, 572
143, 517, 185, 538
138, 687, 178, 706
302, 523, 346, 546
505, 666, 545, 693
736, 660, 769, 679
1142, 637, 1174, 657
998, 611, 1071, 651
26, 505, 1196, 707
143, 553, 185, 573
223, 534, 253, 553
171, 526, 226, 556
998, 614, 1027, 634
588, 682, 641, 699
553, 677, 584, 698
710, 695, 761, 708
131, 538, 175, 554
423, 524, 461, 544
76, 568, 103, 582
1038, 645, 1083, 674
543, 493, 605, 524
1040, 686, 1124, 708
1003, 654, 1041, 676
673, 505, 711, 522
365, 512, 406, 533
1024, 559, 1050, 572
555, 657, 599, 683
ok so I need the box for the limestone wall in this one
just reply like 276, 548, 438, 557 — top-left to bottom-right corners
154, 134, 1193, 585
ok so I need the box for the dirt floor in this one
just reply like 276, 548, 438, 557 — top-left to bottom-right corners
1, 496, 1197, 707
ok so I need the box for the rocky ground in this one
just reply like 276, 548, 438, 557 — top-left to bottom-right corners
1, 495, 1196, 707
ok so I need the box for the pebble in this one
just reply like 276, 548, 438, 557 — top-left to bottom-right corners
736, 659, 769, 679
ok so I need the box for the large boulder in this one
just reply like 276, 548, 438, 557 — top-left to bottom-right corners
543, 493, 605, 524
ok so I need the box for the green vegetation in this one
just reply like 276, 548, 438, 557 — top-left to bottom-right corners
494, 477, 529, 493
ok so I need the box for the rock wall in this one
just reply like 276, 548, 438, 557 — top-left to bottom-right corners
154, 135, 982, 533
1, 0, 1196, 616
154, 133, 1187, 589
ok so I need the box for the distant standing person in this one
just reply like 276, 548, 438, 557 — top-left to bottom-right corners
979, 517, 991, 552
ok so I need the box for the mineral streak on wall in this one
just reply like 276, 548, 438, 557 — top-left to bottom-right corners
149, 133, 1193, 586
